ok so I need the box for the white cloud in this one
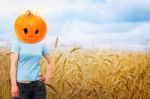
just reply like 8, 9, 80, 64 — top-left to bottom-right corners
0, 0, 150, 50
0, 0, 69, 16
0, 0, 150, 22
0, 0, 103, 17
44, 20, 150, 49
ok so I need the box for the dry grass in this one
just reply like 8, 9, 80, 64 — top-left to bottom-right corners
0, 49, 150, 99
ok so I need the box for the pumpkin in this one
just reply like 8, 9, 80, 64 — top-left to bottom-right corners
14, 10, 47, 44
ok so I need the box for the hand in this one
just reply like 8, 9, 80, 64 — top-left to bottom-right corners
11, 85, 19, 98
40, 74, 48, 84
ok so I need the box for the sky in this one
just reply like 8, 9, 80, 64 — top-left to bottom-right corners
0, 0, 150, 49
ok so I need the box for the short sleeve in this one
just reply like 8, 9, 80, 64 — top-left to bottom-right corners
42, 44, 49, 56
11, 40, 20, 54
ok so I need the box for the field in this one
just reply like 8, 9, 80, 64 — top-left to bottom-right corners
0, 48, 150, 99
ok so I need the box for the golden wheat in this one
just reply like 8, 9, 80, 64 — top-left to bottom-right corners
0, 49, 150, 99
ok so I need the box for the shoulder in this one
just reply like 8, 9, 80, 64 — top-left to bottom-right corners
11, 39, 22, 53
39, 40, 48, 47
12, 39, 21, 46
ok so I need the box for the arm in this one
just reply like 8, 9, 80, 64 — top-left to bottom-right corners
40, 53, 53, 83
10, 53, 19, 97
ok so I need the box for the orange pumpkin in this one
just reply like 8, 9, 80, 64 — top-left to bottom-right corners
15, 10, 47, 44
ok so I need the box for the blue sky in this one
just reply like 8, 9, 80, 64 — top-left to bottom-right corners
0, 0, 150, 48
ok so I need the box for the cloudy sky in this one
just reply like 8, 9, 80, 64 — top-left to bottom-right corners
0, 0, 150, 49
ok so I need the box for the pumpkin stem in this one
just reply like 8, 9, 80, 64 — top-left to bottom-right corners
26, 10, 33, 16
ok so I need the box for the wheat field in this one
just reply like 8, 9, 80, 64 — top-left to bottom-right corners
0, 48, 150, 99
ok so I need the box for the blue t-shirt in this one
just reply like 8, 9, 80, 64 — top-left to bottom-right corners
11, 39, 49, 81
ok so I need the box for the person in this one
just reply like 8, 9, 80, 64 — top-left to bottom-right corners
10, 10, 52, 99
10, 39, 52, 99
